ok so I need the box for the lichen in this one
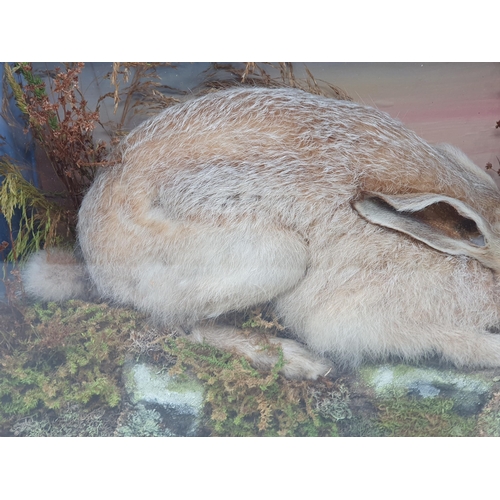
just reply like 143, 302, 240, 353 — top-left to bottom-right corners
10, 403, 118, 437
309, 384, 352, 421
115, 404, 174, 437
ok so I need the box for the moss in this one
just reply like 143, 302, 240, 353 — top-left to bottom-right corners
477, 392, 500, 436
3, 298, 492, 437
374, 392, 476, 437
360, 363, 491, 417
0, 301, 350, 436
358, 365, 480, 436
160, 334, 343, 437
0, 300, 145, 433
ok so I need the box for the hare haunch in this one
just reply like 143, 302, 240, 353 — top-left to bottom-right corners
23, 87, 500, 379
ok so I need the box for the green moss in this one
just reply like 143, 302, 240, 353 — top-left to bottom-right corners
0, 301, 350, 436
161, 335, 342, 437
0, 300, 144, 432
374, 393, 476, 437
338, 416, 385, 437
359, 363, 492, 429
477, 392, 500, 436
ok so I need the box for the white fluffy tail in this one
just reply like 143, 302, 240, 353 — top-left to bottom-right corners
22, 248, 90, 302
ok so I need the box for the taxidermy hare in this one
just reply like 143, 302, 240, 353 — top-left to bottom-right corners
22, 87, 500, 379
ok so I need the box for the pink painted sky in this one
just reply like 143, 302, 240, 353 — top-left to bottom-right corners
305, 63, 500, 175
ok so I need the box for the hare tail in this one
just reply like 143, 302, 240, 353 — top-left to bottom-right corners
22, 248, 90, 302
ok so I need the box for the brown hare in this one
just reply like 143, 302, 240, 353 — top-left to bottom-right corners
22, 87, 500, 379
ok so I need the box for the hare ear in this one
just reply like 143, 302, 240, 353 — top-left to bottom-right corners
352, 192, 491, 258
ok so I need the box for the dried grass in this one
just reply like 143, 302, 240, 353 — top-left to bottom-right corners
198, 62, 352, 101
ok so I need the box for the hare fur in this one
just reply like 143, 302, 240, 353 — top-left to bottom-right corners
22, 87, 500, 379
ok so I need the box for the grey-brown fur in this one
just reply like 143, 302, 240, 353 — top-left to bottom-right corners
22, 87, 500, 379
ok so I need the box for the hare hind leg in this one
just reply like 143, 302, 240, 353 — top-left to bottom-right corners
133, 222, 328, 379
122, 221, 310, 324
189, 324, 333, 380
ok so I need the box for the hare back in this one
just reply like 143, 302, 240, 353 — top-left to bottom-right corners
112, 87, 499, 221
